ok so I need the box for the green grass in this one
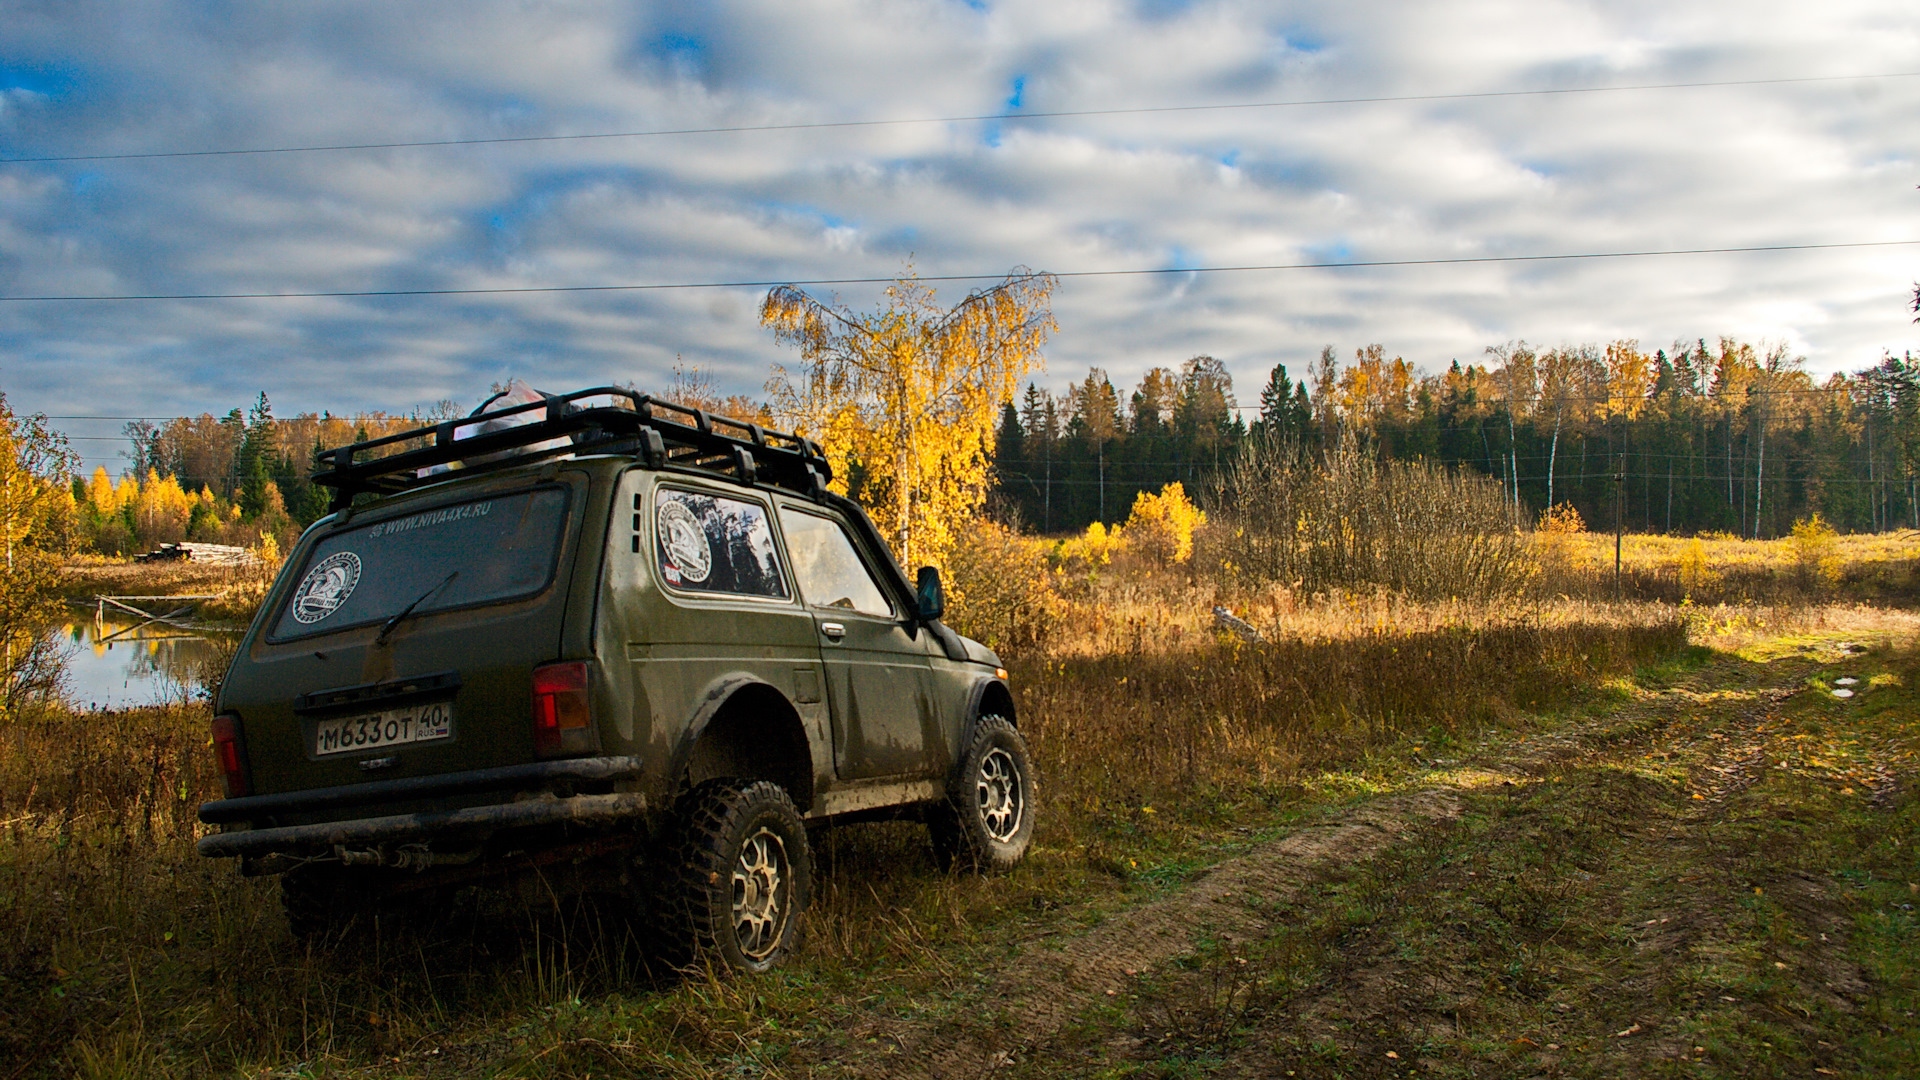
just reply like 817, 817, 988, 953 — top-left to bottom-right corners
6, 606, 1911, 1078
1051, 639, 1920, 1079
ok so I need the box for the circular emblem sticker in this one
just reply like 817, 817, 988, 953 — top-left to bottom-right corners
291, 551, 362, 624
656, 500, 713, 584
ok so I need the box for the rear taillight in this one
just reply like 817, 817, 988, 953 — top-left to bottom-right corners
210, 712, 251, 798
532, 661, 594, 757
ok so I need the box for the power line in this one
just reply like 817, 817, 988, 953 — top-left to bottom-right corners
42, 377, 1919, 427
994, 469, 1909, 488
6, 71, 1914, 166
6, 239, 1916, 303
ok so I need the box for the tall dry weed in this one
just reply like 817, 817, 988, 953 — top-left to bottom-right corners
1018, 613, 1685, 817
1205, 433, 1532, 600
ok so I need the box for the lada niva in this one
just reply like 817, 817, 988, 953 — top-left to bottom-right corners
197, 387, 1034, 972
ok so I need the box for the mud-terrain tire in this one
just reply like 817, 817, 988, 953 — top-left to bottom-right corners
929, 715, 1035, 873
652, 779, 812, 974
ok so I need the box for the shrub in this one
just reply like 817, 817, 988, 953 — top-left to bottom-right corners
1121, 482, 1205, 567
1206, 432, 1532, 599
1677, 537, 1720, 596
1533, 502, 1586, 589
941, 516, 1066, 653
1790, 514, 1842, 589
1537, 502, 1585, 535
1052, 520, 1124, 570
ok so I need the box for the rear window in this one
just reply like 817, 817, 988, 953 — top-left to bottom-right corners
269, 487, 569, 641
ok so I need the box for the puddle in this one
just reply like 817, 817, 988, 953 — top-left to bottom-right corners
53, 611, 239, 710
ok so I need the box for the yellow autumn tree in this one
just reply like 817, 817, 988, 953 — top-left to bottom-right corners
0, 394, 78, 713
1335, 344, 1416, 430
761, 266, 1056, 566
129, 469, 195, 547
84, 467, 120, 518
1603, 339, 1652, 422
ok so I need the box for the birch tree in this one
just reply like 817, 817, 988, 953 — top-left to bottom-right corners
761, 267, 1056, 566
1487, 341, 1538, 521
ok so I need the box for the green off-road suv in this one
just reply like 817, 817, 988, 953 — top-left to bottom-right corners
197, 387, 1034, 972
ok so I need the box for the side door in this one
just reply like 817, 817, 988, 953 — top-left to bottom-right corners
620, 480, 820, 760
776, 504, 936, 781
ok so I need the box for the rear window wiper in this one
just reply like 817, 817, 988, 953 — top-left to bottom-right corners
376, 571, 459, 645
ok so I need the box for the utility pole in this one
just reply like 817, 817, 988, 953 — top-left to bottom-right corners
1043, 449, 1051, 533
1097, 439, 1105, 524
1613, 455, 1626, 600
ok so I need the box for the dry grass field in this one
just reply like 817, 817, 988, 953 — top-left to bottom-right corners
2, 531, 1916, 1078
1550, 528, 1920, 605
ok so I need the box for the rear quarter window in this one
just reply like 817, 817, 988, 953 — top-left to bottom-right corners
654, 488, 789, 599
268, 487, 569, 641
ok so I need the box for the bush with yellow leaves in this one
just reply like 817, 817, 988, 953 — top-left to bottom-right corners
1676, 537, 1719, 597
1052, 520, 1124, 569
940, 516, 1066, 652
1790, 513, 1842, 590
1532, 502, 1585, 591
1120, 482, 1205, 567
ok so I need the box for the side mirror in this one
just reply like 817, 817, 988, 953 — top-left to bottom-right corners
915, 566, 946, 622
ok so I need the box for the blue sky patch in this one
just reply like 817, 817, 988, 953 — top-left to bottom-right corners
649, 33, 707, 79
1280, 29, 1328, 54
760, 200, 855, 233
1305, 240, 1355, 264
0, 59, 81, 98
1136, 0, 1196, 20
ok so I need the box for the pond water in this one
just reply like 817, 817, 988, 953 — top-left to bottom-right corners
54, 611, 239, 710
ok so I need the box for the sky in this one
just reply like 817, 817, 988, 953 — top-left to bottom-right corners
1, 0, 1916, 477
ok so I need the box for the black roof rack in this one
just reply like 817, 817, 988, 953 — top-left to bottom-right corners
311, 386, 833, 511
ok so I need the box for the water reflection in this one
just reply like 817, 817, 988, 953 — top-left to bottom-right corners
56, 613, 238, 710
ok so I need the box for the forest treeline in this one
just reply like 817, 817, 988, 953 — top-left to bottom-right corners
994, 339, 1920, 539
59, 395, 441, 555
42, 335, 1920, 557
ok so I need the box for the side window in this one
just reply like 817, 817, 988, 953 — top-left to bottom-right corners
778, 508, 894, 618
655, 489, 789, 599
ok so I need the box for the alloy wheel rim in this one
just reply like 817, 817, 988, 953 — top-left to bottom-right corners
976, 747, 1023, 843
731, 827, 789, 961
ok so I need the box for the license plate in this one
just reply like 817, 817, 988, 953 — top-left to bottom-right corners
314, 701, 453, 757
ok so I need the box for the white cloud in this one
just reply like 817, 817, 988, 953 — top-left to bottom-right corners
0, 0, 1916, 475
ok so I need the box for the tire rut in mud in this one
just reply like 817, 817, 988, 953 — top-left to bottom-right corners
835, 789, 1466, 1079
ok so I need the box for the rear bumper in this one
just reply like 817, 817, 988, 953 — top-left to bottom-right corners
196, 790, 648, 859
195, 756, 649, 860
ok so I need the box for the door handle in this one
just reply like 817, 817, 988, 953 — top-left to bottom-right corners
820, 621, 846, 640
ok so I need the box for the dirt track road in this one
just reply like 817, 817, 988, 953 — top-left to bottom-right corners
810, 634, 1917, 1079
843, 789, 1468, 1079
